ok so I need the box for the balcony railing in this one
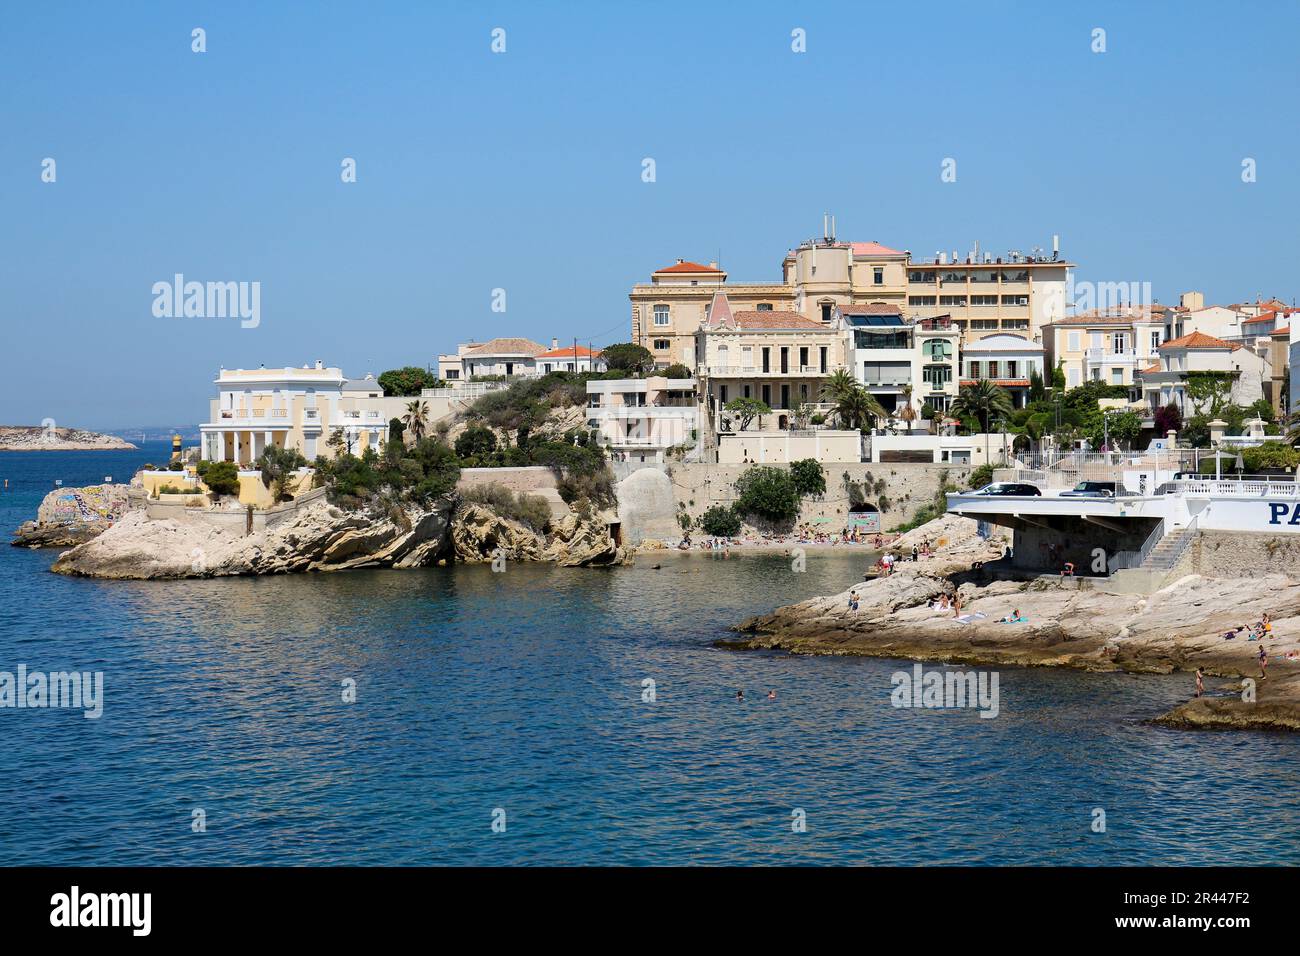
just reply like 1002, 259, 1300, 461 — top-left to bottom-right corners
703, 365, 827, 375
219, 409, 291, 421
1086, 348, 1139, 363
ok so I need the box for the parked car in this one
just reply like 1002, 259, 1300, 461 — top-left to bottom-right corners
1060, 480, 1120, 498
976, 482, 1042, 496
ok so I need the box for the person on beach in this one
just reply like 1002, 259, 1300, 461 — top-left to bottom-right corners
1262, 612, 1272, 635
1258, 645, 1268, 679
911, 545, 919, 562
848, 590, 859, 612
1195, 668, 1204, 698
952, 592, 963, 619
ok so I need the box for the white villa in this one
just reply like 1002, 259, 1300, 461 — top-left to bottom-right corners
200, 362, 411, 464
586, 376, 698, 463
960, 334, 1045, 408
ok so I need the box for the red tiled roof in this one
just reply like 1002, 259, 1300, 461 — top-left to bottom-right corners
732, 310, 829, 330
654, 260, 723, 274
1158, 330, 1238, 351
849, 241, 905, 257
537, 345, 602, 360
1273, 325, 1291, 337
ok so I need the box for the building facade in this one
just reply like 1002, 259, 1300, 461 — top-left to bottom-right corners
1043, 309, 1165, 389
1135, 331, 1269, 419
585, 376, 697, 463
200, 363, 407, 464
959, 334, 1046, 409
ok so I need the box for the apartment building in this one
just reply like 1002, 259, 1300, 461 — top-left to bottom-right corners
903, 248, 1071, 347
585, 376, 698, 463
694, 292, 846, 435
200, 363, 408, 464
1043, 309, 1165, 389
835, 305, 961, 416
959, 334, 1046, 409
629, 227, 1073, 370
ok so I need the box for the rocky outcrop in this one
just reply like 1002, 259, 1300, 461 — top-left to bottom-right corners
724, 513, 1300, 732
451, 503, 629, 567
0, 426, 135, 451
51, 496, 456, 579
12, 484, 134, 547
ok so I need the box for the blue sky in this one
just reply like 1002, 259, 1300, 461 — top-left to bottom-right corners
2, 1, 1298, 428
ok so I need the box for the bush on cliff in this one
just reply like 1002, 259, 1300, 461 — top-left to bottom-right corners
455, 423, 498, 460
257, 445, 308, 502
461, 482, 552, 532
316, 438, 460, 509
699, 504, 741, 537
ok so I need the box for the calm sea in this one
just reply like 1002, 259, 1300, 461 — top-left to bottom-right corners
0, 443, 1297, 865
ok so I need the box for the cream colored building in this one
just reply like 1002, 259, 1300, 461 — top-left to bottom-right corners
200, 362, 410, 464
959, 334, 1046, 409
694, 292, 847, 438
1043, 309, 1165, 389
630, 228, 1073, 369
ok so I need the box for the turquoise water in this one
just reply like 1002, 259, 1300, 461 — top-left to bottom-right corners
1, 444, 1298, 865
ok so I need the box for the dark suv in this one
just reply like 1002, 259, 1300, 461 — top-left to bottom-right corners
977, 482, 1042, 496
1060, 481, 1119, 498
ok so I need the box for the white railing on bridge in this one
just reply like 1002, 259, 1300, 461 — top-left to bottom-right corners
1159, 479, 1300, 497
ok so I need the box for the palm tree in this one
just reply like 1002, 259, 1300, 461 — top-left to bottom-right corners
821, 369, 859, 406
403, 400, 429, 444
898, 384, 917, 432
835, 385, 888, 432
952, 379, 1014, 465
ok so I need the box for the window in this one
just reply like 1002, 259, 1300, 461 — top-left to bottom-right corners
653, 305, 669, 326
1089, 331, 1103, 349
908, 295, 937, 306
1150, 331, 1161, 351
780, 347, 789, 373
1067, 331, 1081, 352
1111, 368, 1124, 385
986, 362, 999, 379
922, 338, 952, 360
820, 302, 832, 323
762, 348, 770, 373
1006, 361, 1018, 379
1113, 333, 1128, 353
922, 365, 952, 387
799, 346, 809, 369
719, 385, 728, 403
940, 295, 967, 306
1001, 319, 1028, 330
762, 384, 771, 406
743, 385, 751, 398
971, 295, 998, 306
1001, 295, 1029, 306
873, 267, 884, 285
757, 303, 773, 311
1068, 367, 1081, 387
741, 346, 753, 368
968, 361, 981, 378
653, 339, 670, 350
971, 319, 998, 330
819, 346, 828, 373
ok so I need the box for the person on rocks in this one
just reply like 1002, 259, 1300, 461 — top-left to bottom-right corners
1258, 645, 1268, 680
1195, 668, 1205, 698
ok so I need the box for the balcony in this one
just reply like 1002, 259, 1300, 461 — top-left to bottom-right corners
703, 365, 829, 377
218, 409, 291, 421
1086, 348, 1140, 365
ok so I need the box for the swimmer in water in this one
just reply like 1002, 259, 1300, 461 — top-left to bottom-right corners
736, 690, 744, 702
767, 689, 776, 700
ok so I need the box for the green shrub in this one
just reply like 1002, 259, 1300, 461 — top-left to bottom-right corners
201, 460, 241, 496
257, 445, 308, 502
699, 504, 741, 537
734, 466, 800, 523
789, 458, 826, 497
455, 423, 498, 460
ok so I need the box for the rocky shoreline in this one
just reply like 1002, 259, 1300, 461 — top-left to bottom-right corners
40, 486, 628, 578
723, 515, 1300, 732
0, 426, 136, 451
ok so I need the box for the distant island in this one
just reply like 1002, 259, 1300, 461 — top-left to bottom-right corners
0, 426, 137, 451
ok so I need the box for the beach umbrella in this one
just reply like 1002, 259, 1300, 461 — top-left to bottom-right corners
1234, 453, 1245, 473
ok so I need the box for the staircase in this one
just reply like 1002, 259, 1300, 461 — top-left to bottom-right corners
1140, 517, 1199, 571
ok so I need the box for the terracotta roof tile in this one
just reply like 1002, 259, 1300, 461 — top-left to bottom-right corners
654, 260, 723, 274
536, 345, 602, 359
731, 310, 829, 330
849, 241, 905, 257
1157, 330, 1238, 351
463, 337, 547, 356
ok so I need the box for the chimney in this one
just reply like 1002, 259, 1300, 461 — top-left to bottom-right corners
1052, 234, 1060, 257
552, 337, 559, 349
315, 359, 323, 369
708, 261, 718, 270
